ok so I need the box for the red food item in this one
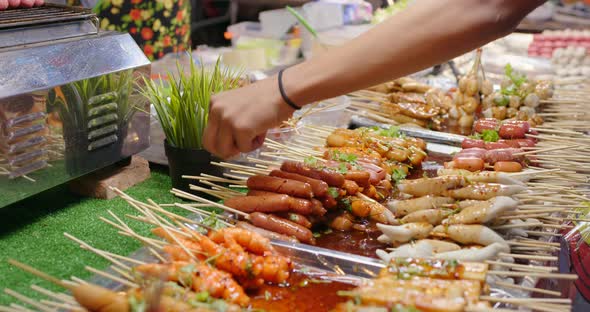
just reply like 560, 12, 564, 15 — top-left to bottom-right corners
281, 161, 345, 188
8, 0, 20, 8
484, 148, 524, 164
269, 170, 329, 197
0, 0, 8, 9
484, 142, 511, 150
493, 161, 522, 172
462, 138, 485, 149
20, 0, 33, 7
246, 175, 313, 199
453, 157, 485, 172
499, 139, 535, 148
453, 147, 487, 160
34, 0, 43, 5
474, 118, 499, 133
250, 212, 314, 244
503, 120, 530, 133
499, 124, 526, 139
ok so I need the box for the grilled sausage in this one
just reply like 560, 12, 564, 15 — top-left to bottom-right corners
269, 169, 329, 197
247, 175, 313, 199
225, 195, 292, 213
276, 212, 312, 229
249, 212, 314, 244
280, 161, 345, 187
245, 190, 313, 215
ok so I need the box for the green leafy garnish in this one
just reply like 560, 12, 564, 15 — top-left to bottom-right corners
313, 232, 322, 238
504, 63, 527, 88
341, 197, 352, 212
373, 126, 404, 138
304, 156, 318, 167
332, 150, 358, 163
264, 290, 272, 301
338, 163, 349, 174
202, 212, 225, 230
391, 168, 407, 183
195, 291, 210, 302
494, 94, 510, 106
328, 187, 340, 199
481, 129, 499, 143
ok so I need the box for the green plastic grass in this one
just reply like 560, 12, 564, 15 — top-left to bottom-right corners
0, 168, 190, 306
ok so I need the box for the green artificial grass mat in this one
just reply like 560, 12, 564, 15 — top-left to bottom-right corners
0, 167, 190, 306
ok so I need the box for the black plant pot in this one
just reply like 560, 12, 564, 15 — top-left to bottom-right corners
164, 140, 223, 193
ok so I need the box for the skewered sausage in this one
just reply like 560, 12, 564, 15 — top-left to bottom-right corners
499, 124, 526, 139
281, 161, 345, 187
310, 198, 328, 216
225, 195, 292, 213
452, 157, 485, 172
269, 170, 329, 197
276, 212, 312, 229
235, 221, 299, 244
493, 161, 522, 172
249, 212, 314, 244
473, 118, 499, 133
484, 148, 524, 164
243, 191, 313, 215
461, 138, 485, 149
247, 175, 313, 199
344, 171, 370, 187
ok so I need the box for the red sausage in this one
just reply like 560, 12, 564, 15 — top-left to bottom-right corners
502, 120, 530, 133
225, 195, 291, 213
453, 157, 485, 172
311, 198, 328, 216
280, 161, 345, 187
246, 190, 313, 215
499, 124, 526, 139
269, 169, 329, 197
484, 148, 524, 164
20, 0, 34, 7
8, 0, 20, 8
276, 212, 312, 229
247, 175, 313, 199
484, 142, 511, 150
499, 139, 535, 148
344, 171, 370, 187
249, 212, 315, 244
321, 195, 338, 210
236, 221, 299, 244
474, 118, 499, 133
462, 138, 485, 149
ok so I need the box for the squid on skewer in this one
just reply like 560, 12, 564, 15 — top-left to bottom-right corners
397, 176, 466, 197
434, 243, 507, 262
445, 196, 518, 225
431, 224, 510, 252
377, 222, 433, 244
387, 196, 454, 217
401, 209, 452, 225
437, 169, 527, 185
444, 183, 526, 200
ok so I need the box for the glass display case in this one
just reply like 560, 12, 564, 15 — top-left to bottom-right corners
0, 7, 151, 208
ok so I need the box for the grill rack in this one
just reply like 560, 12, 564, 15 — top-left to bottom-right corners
0, 4, 98, 31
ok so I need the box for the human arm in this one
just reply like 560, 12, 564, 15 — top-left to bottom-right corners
203, 0, 546, 158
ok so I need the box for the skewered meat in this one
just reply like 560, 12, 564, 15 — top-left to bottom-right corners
387, 196, 454, 217
401, 209, 451, 225
397, 175, 466, 197
445, 183, 526, 200
434, 243, 507, 262
377, 222, 433, 244
436, 169, 526, 185
445, 196, 518, 225
431, 224, 509, 252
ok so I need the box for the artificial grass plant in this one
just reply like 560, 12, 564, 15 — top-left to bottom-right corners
141, 55, 242, 150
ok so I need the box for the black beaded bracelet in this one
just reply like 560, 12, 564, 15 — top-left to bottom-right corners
278, 69, 300, 110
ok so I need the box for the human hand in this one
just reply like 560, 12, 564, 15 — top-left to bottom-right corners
0, 0, 44, 10
203, 76, 297, 159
